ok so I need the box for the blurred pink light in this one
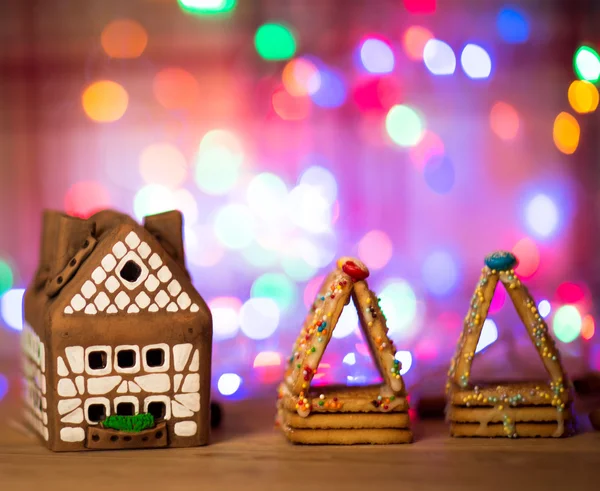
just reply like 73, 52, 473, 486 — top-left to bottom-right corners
408, 130, 444, 170
64, 181, 111, 218
357, 230, 393, 270
303, 274, 325, 308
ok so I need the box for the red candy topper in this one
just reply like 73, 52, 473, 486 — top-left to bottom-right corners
341, 259, 370, 281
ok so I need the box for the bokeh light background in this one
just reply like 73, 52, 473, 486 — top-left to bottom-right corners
1, 0, 600, 403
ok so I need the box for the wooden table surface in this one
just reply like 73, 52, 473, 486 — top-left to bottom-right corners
1, 397, 600, 491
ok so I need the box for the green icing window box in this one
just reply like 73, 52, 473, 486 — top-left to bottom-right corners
102, 413, 155, 433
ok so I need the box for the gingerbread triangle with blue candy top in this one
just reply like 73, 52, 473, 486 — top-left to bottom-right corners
446, 251, 574, 438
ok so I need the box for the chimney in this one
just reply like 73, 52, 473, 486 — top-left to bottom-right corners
33, 210, 65, 288
48, 214, 96, 279
143, 211, 187, 273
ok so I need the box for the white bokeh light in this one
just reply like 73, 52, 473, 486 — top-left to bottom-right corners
239, 298, 280, 340
525, 193, 559, 238
423, 39, 456, 75
218, 373, 242, 396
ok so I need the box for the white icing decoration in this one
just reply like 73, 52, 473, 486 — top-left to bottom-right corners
87, 375, 122, 395
148, 304, 159, 312
112, 241, 127, 258
58, 379, 77, 397
173, 344, 193, 372
174, 421, 197, 437
148, 253, 162, 269
127, 305, 140, 313
138, 242, 151, 259
64, 306, 74, 314
177, 292, 191, 310
125, 231, 140, 249
91, 266, 107, 284
71, 294, 85, 312
190, 304, 200, 313
75, 376, 85, 394
174, 373, 183, 392
134, 374, 170, 393
101, 254, 117, 272
107, 305, 118, 314
58, 398, 81, 415
189, 350, 200, 371
168, 280, 181, 296
114, 395, 139, 414
61, 408, 84, 424
145, 274, 159, 292
84, 304, 97, 315
81, 280, 96, 299
182, 374, 200, 393
114, 345, 140, 374
174, 393, 200, 412
141, 343, 170, 372
155, 290, 169, 308
172, 401, 194, 418
115, 291, 131, 310
166, 302, 178, 312
128, 381, 141, 393
157, 265, 172, 283
105, 276, 119, 293
60, 427, 85, 442
65, 346, 84, 374
117, 380, 128, 393
135, 292, 151, 309
94, 292, 110, 311
116, 251, 149, 290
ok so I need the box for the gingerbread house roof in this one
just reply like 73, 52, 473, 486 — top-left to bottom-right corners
283, 257, 406, 396
447, 251, 570, 391
29, 209, 210, 321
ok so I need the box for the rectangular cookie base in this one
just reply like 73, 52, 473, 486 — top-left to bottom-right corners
282, 426, 413, 445
447, 405, 573, 423
450, 422, 573, 438
282, 410, 410, 429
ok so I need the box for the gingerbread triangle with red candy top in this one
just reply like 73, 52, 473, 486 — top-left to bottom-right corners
277, 257, 412, 444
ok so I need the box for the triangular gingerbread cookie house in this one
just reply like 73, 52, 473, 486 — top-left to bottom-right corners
277, 257, 412, 444
446, 251, 573, 438
22, 209, 212, 451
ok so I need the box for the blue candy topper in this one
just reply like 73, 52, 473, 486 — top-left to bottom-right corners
484, 250, 518, 271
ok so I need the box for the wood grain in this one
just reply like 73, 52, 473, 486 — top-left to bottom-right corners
1, 397, 599, 490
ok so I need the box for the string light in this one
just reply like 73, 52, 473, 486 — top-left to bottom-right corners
358, 38, 395, 74
82, 81, 128, 123
490, 101, 519, 140
153, 68, 199, 109
553, 305, 582, 344
0, 260, 15, 297
254, 23, 296, 61
460, 44, 492, 79
178, 0, 236, 15
573, 46, 600, 83
385, 104, 424, 147
423, 39, 456, 75
101, 19, 148, 59
403, 26, 434, 61
568, 80, 599, 114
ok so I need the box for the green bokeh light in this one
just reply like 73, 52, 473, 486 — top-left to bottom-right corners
573, 46, 600, 83
251, 273, 297, 312
133, 184, 176, 221
385, 104, 424, 147
552, 305, 582, 343
254, 23, 296, 61
214, 204, 255, 249
178, 0, 236, 15
378, 280, 418, 338
0, 259, 14, 296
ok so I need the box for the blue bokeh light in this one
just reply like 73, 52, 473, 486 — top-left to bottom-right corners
310, 67, 347, 108
423, 155, 455, 194
497, 7, 529, 44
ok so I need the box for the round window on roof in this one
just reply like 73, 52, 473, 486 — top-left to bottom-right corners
120, 260, 142, 283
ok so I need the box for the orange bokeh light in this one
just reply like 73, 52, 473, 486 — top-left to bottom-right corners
101, 19, 148, 59
153, 67, 200, 109
582, 315, 595, 340
272, 87, 311, 120
512, 237, 540, 278
553, 111, 580, 155
568, 80, 599, 114
82, 80, 129, 123
403, 26, 434, 61
282, 58, 320, 96
490, 101, 519, 141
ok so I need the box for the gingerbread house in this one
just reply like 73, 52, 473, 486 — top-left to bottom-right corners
22, 209, 212, 451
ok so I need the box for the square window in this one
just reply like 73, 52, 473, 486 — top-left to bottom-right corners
147, 401, 166, 421
88, 404, 107, 422
116, 402, 135, 416
88, 351, 107, 370
117, 349, 136, 369
146, 348, 165, 368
